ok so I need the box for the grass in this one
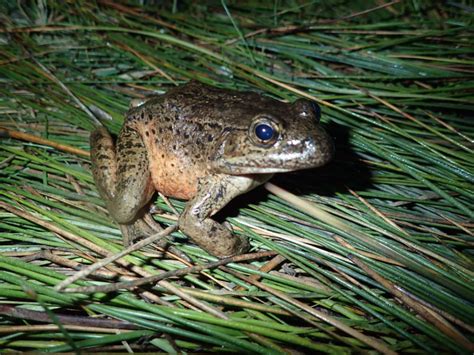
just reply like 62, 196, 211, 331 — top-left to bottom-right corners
0, 0, 473, 353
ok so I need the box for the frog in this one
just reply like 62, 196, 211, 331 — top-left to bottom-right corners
90, 81, 334, 258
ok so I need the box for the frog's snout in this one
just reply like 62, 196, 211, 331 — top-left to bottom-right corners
304, 128, 335, 167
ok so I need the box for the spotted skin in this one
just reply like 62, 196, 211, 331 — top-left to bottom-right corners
90, 81, 334, 257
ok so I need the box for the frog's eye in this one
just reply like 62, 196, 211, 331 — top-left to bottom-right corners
250, 118, 279, 146
255, 123, 274, 141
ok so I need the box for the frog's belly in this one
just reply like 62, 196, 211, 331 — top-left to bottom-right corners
148, 154, 202, 200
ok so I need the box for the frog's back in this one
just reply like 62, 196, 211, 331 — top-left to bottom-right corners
123, 82, 252, 199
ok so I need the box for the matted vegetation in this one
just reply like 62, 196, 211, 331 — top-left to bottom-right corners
0, 1, 473, 353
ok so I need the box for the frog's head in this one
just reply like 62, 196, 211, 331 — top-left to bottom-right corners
211, 98, 334, 174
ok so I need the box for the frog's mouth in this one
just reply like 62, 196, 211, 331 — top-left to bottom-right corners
212, 136, 334, 175
214, 163, 299, 174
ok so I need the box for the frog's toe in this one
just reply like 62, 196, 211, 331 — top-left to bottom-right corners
210, 230, 250, 258
230, 234, 250, 256
120, 215, 161, 245
120, 222, 150, 246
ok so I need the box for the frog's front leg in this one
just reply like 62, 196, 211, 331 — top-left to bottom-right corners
179, 174, 272, 257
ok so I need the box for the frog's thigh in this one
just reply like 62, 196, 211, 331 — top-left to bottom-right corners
91, 126, 156, 246
90, 127, 118, 200
110, 125, 155, 224
179, 174, 270, 257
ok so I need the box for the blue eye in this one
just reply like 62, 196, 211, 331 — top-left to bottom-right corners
255, 123, 274, 141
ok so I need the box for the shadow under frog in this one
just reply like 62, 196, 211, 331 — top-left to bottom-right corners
90, 81, 334, 258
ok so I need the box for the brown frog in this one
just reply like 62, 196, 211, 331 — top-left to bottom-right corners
90, 81, 334, 257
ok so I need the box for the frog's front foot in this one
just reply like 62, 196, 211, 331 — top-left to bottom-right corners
177, 174, 269, 257
179, 211, 249, 258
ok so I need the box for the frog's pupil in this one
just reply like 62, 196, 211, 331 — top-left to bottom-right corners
255, 123, 274, 141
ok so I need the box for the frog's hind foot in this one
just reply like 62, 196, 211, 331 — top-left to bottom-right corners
120, 214, 159, 246
120, 215, 188, 260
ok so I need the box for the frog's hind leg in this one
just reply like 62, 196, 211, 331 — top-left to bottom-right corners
90, 125, 156, 246
90, 127, 119, 201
